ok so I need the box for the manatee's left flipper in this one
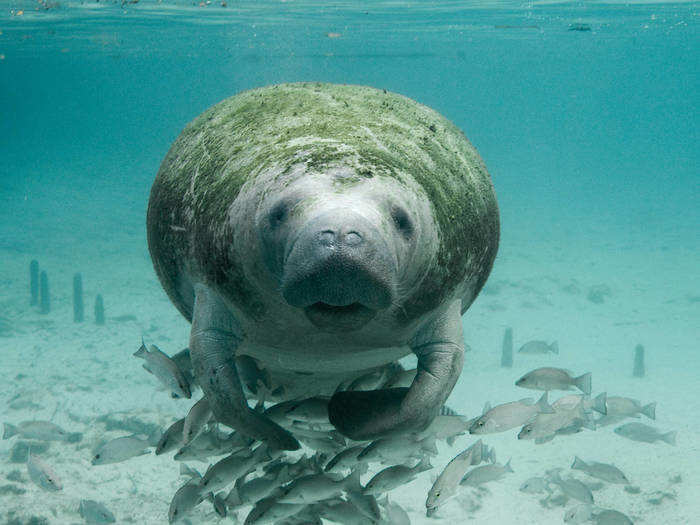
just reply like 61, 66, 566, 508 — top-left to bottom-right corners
329, 300, 464, 440
190, 284, 300, 451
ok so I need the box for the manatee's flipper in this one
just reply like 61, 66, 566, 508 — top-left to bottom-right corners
329, 300, 464, 440
189, 284, 300, 451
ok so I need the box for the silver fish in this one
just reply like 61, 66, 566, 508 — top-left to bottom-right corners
554, 393, 607, 416
92, 435, 150, 465
516, 367, 591, 394
278, 471, 356, 503
3, 421, 80, 442
79, 499, 116, 524
594, 509, 633, 524
547, 470, 593, 504
244, 496, 306, 525
416, 414, 471, 445
571, 457, 629, 484
325, 445, 367, 473
564, 503, 596, 523
364, 458, 431, 495
606, 396, 656, 420
284, 397, 330, 424
27, 453, 62, 491
318, 500, 375, 525
200, 446, 269, 492
229, 465, 290, 507
380, 496, 411, 524
358, 436, 436, 464
518, 401, 590, 441
169, 480, 205, 524
134, 339, 191, 399
460, 458, 513, 487
470, 393, 553, 434
520, 476, 551, 494
614, 422, 676, 445
426, 440, 485, 515
156, 418, 185, 455
183, 397, 212, 445
518, 340, 559, 354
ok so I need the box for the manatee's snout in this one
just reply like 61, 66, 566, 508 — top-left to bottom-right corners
281, 210, 395, 331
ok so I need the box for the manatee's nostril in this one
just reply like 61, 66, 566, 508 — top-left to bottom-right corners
344, 231, 362, 246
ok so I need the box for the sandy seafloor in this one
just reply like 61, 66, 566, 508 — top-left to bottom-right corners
0, 176, 697, 525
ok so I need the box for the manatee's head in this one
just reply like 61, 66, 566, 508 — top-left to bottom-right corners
252, 165, 437, 332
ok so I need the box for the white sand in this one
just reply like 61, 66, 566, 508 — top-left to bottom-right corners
0, 192, 697, 524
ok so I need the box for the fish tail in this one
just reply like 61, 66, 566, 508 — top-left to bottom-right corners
571, 456, 586, 470
133, 339, 147, 358
591, 392, 607, 415
642, 402, 656, 420
663, 431, 677, 446
575, 372, 592, 395
2, 423, 18, 440
536, 392, 555, 414
550, 341, 559, 354
504, 458, 514, 473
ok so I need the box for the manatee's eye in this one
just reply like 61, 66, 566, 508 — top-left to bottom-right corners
391, 205, 414, 238
269, 200, 289, 227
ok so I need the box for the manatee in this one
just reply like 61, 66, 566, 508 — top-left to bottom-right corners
147, 82, 499, 449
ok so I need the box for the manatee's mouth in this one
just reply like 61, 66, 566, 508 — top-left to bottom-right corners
303, 301, 377, 331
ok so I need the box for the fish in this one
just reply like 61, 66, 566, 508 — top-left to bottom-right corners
318, 500, 375, 524
554, 392, 607, 416
3, 421, 81, 442
170, 348, 197, 389
346, 368, 391, 391
547, 469, 594, 504
516, 367, 591, 394
593, 509, 633, 524
470, 393, 553, 434
564, 503, 596, 523
571, 457, 629, 484
228, 465, 290, 507
27, 453, 62, 491
78, 499, 116, 524
460, 458, 513, 487
156, 418, 186, 455
605, 396, 656, 420
91, 435, 150, 465
518, 397, 591, 440
243, 496, 306, 525
168, 480, 206, 524
133, 339, 191, 399
211, 491, 228, 518
183, 397, 212, 445
614, 422, 676, 445
519, 476, 551, 494
363, 457, 432, 495
416, 414, 472, 446
358, 436, 436, 464
426, 439, 486, 515
283, 396, 330, 424
200, 446, 270, 493
237, 354, 272, 395
380, 496, 411, 524
324, 445, 368, 473
518, 340, 559, 354
346, 490, 381, 521
278, 471, 357, 503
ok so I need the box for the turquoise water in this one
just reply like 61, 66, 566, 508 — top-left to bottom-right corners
1, 1, 698, 524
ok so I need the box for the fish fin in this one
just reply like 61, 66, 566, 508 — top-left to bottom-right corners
536, 392, 555, 414
133, 340, 147, 358
2, 423, 18, 440
482, 402, 491, 414
504, 458, 514, 473
580, 417, 596, 431
663, 431, 677, 446
571, 456, 586, 470
550, 341, 559, 354
591, 392, 607, 415
446, 436, 456, 447
642, 402, 656, 420
141, 364, 153, 375
575, 372, 592, 395
421, 438, 438, 456
416, 457, 433, 472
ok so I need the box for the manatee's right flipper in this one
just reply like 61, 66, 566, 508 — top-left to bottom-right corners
189, 284, 300, 451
